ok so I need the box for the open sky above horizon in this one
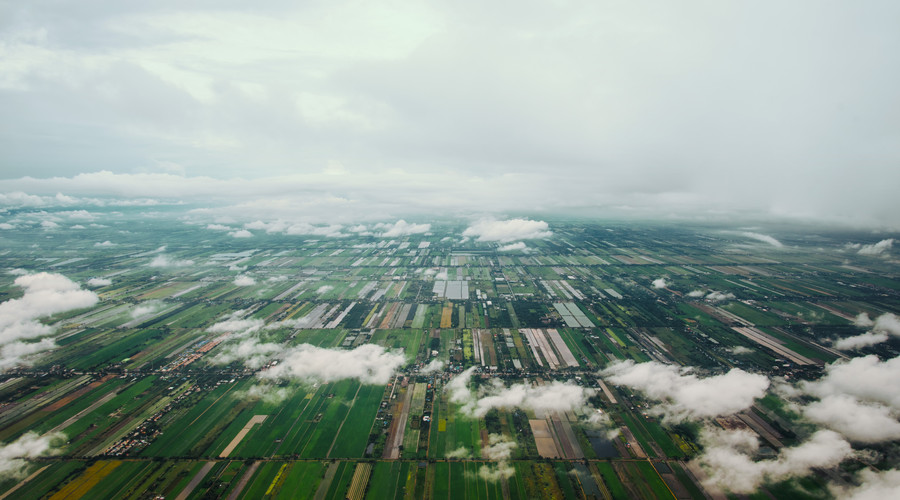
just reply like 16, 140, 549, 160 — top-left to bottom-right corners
1, 1, 899, 227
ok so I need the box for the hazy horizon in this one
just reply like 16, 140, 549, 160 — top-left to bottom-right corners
2, 1, 900, 228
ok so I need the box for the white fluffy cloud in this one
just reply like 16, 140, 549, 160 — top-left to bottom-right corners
420, 359, 445, 374
0, 432, 66, 479
462, 219, 552, 243
259, 344, 405, 384
687, 290, 706, 298
229, 229, 253, 238
651, 278, 667, 289
244, 220, 344, 237
803, 355, 900, 410
0, 273, 98, 369
858, 239, 893, 256
375, 220, 430, 237
497, 242, 526, 252
799, 355, 900, 444
831, 469, 900, 500
206, 312, 264, 336
233, 275, 256, 286
601, 360, 769, 423
740, 232, 783, 248
696, 427, 852, 493
212, 338, 281, 369
315, 285, 333, 295
446, 367, 593, 418
94, 240, 115, 247
86, 277, 112, 287
148, 254, 195, 268
803, 394, 900, 443
235, 384, 290, 404
478, 434, 517, 481
833, 331, 889, 350
705, 291, 735, 302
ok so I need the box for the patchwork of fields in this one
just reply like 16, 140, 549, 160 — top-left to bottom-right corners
0, 215, 898, 498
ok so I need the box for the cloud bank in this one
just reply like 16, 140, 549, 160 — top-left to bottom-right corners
600, 360, 769, 423
0, 273, 98, 369
259, 344, 405, 384
446, 367, 593, 418
462, 219, 552, 243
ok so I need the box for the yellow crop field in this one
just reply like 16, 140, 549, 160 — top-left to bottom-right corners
49, 461, 121, 500
440, 306, 453, 328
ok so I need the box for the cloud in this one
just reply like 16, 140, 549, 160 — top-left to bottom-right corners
0, 273, 98, 369
130, 301, 162, 319
729, 346, 754, 355
803, 394, 900, 443
831, 469, 900, 500
207, 312, 264, 336
233, 275, 256, 286
651, 278, 667, 289
0, 432, 66, 479
259, 344, 405, 384
696, 427, 852, 493
478, 434, 517, 481
0, 223, 14, 230
803, 355, 900, 410
228, 229, 253, 238
40, 220, 58, 229
375, 220, 431, 237
872, 313, 900, 336
445, 447, 471, 459
206, 223, 231, 231
705, 291, 735, 302
600, 360, 769, 423
687, 290, 706, 298
148, 254, 195, 268
497, 241, 526, 252
858, 239, 893, 256
462, 219, 552, 243
212, 338, 281, 369
315, 285, 333, 295
854, 313, 875, 328
833, 331, 889, 350
420, 359, 445, 374
93, 240, 115, 247
234, 384, 290, 404
86, 277, 112, 287
740, 232, 784, 248
245, 220, 344, 237
796, 354, 900, 443
446, 367, 593, 418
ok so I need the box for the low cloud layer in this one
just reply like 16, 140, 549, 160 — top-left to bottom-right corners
148, 254, 195, 268
600, 360, 769, 423
479, 434, 517, 481
651, 278, 667, 289
259, 344, 405, 384
420, 359, 445, 374
799, 355, 900, 443
497, 242, 526, 252
376, 220, 430, 237
740, 232, 784, 248
0, 432, 65, 479
447, 367, 593, 418
462, 219, 552, 243
0, 273, 98, 369
233, 275, 256, 287
697, 427, 852, 493
857, 239, 894, 256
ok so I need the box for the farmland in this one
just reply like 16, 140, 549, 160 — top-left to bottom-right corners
0, 211, 899, 498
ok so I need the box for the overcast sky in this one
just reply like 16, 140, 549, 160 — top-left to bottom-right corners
1, 1, 898, 226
